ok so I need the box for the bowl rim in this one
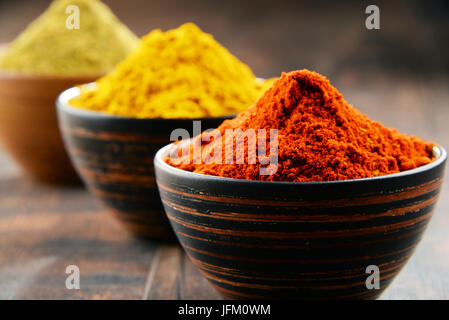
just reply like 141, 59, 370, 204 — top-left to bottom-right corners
154, 143, 447, 186
56, 84, 237, 121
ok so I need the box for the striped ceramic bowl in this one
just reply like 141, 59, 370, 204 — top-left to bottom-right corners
57, 86, 230, 240
154, 144, 446, 299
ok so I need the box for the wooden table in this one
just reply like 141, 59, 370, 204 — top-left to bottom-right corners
0, 75, 448, 299
0, 161, 221, 300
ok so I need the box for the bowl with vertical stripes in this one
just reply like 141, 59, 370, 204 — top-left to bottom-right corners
56, 85, 231, 240
154, 143, 446, 299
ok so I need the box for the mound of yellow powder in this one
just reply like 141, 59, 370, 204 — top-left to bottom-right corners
0, 0, 138, 76
70, 23, 274, 119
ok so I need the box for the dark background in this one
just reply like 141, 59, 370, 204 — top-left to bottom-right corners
0, 0, 448, 299
1, 0, 448, 79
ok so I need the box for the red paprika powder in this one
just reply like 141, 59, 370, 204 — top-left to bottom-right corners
167, 69, 435, 182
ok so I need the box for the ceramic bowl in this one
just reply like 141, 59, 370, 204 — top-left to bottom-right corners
0, 71, 98, 184
57, 86, 232, 240
154, 143, 446, 299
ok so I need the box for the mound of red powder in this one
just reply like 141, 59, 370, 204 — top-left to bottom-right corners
167, 70, 435, 182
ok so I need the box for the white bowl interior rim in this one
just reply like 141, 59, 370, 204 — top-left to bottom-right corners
56, 84, 237, 121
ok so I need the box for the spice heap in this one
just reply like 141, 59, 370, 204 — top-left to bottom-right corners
168, 70, 435, 182
0, 0, 138, 76
71, 23, 274, 119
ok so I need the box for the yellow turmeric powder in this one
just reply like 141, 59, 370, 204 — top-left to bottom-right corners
70, 23, 274, 118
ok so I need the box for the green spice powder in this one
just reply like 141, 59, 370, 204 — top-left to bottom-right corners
0, 0, 139, 76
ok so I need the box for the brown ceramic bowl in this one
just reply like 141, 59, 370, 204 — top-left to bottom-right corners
57, 85, 232, 240
155, 143, 446, 299
0, 68, 98, 184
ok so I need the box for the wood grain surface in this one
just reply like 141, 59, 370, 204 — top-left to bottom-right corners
0, 76, 448, 300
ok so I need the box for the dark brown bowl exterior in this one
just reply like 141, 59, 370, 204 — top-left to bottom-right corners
0, 72, 98, 184
155, 144, 446, 299
57, 87, 231, 240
